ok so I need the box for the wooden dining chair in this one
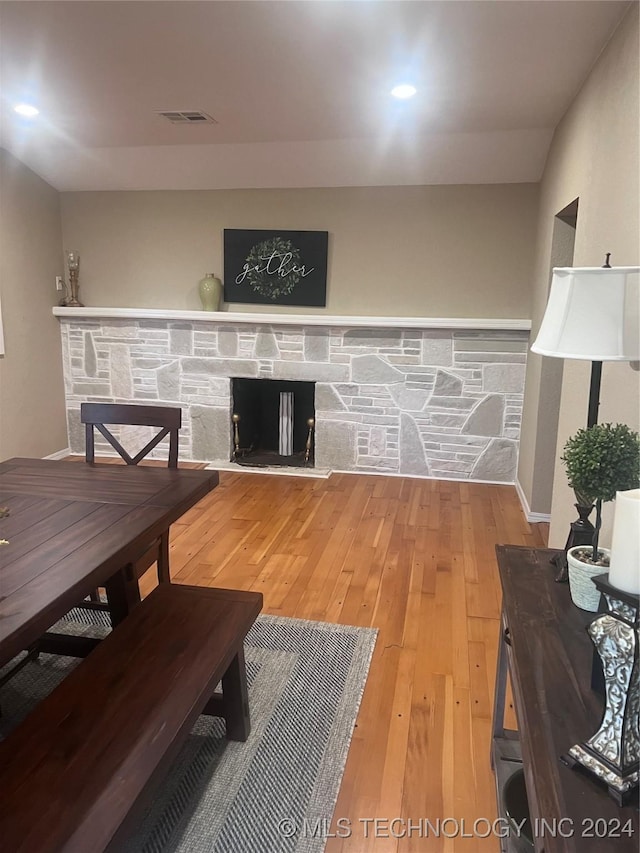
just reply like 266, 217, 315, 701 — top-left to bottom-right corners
80, 403, 183, 597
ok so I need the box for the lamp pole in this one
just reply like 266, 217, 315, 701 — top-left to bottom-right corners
586, 254, 611, 429
587, 363, 602, 428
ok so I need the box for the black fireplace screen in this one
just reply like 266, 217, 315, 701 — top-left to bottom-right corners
231, 378, 315, 467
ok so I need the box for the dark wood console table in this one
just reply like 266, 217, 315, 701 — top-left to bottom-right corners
493, 545, 638, 852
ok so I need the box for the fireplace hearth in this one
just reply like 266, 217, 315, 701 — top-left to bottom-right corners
231, 378, 315, 468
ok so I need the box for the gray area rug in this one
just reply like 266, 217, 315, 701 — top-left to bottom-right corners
0, 609, 377, 853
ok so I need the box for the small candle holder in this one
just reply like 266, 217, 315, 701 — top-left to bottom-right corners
562, 574, 639, 805
65, 250, 84, 307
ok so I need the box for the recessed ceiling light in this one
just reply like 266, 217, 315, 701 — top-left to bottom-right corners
14, 103, 40, 117
391, 84, 417, 100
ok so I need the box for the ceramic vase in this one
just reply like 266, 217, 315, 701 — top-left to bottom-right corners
567, 546, 610, 611
198, 273, 223, 311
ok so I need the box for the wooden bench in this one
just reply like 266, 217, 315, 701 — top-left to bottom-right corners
0, 584, 263, 853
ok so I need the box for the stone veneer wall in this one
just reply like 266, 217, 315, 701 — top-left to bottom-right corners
60, 319, 528, 482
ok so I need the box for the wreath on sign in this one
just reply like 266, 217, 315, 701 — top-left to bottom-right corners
244, 237, 303, 300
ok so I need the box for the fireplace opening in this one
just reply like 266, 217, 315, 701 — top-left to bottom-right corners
231, 378, 315, 468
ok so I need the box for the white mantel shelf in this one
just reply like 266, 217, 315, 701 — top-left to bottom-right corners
53, 306, 531, 332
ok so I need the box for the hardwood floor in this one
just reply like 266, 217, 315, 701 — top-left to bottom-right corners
135, 468, 548, 852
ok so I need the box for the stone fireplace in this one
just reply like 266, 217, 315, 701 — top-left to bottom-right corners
55, 308, 530, 482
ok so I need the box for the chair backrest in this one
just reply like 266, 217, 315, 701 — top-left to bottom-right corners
80, 403, 182, 467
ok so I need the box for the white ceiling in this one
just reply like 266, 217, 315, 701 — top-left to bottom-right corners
0, 1, 631, 191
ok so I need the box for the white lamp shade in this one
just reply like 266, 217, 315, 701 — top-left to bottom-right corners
531, 266, 640, 360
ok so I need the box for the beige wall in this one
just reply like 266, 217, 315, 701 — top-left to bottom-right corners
518, 5, 640, 540
59, 183, 538, 318
0, 148, 68, 460
7, 4, 638, 496
517, 215, 575, 513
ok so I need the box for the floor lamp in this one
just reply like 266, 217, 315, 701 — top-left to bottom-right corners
530, 259, 640, 578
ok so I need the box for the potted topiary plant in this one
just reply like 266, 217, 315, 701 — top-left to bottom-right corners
561, 422, 640, 610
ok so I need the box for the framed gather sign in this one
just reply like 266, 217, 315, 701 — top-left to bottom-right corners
223, 229, 328, 307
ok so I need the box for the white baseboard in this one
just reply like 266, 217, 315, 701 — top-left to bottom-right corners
205, 460, 330, 479
515, 478, 551, 523
333, 468, 522, 487
208, 463, 528, 488
43, 447, 71, 460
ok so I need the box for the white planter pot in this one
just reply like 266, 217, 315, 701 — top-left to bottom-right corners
567, 546, 610, 612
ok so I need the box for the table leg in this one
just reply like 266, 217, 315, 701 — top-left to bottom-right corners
492, 611, 509, 752
105, 563, 141, 626
222, 647, 251, 741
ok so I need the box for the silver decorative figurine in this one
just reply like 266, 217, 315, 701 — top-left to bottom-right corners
563, 574, 639, 805
65, 250, 84, 307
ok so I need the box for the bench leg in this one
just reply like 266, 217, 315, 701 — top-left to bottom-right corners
222, 647, 251, 742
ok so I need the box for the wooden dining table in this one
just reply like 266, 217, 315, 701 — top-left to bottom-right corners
0, 457, 219, 669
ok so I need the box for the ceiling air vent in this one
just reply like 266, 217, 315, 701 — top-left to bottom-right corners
157, 111, 217, 125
